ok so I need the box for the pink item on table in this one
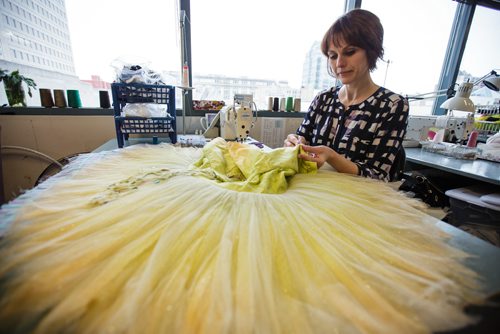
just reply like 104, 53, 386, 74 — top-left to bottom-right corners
467, 131, 478, 148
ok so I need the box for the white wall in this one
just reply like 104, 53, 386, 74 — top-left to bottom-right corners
0, 115, 116, 202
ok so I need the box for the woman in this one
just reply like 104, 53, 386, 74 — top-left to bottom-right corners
285, 9, 408, 182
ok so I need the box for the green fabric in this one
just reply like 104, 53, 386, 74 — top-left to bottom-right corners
191, 137, 317, 194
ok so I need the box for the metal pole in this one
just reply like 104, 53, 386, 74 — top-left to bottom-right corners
431, 2, 475, 115
180, 10, 186, 134
179, 0, 193, 135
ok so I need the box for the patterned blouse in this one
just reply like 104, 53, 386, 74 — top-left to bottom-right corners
296, 86, 409, 181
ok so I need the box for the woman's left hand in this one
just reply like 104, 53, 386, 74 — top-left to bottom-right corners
298, 145, 335, 168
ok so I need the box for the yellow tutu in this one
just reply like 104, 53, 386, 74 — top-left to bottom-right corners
0, 139, 484, 334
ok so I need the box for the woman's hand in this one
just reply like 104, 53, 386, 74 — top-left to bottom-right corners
284, 134, 308, 147
298, 145, 335, 168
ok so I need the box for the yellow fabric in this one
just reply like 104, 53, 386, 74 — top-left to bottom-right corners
191, 137, 317, 193
0, 141, 484, 334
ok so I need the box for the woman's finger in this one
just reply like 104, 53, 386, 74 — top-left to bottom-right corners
285, 134, 300, 146
298, 152, 318, 160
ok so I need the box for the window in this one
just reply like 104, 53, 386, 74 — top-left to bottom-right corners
189, 0, 344, 109
2, 0, 498, 110
362, 0, 457, 115
459, 5, 500, 107
64, 0, 180, 107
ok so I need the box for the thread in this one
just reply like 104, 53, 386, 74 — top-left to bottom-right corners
99, 90, 111, 108
285, 97, 293, 112
293, 98, 301, 112
279, 98, 285, 112
467, 131, 478, 148
39, 88, 54, 108
54, 89, 67, 108
273, 97, 279, 112
54, 89, 67, 107
182, 62, 189, 87
268, 97, 273, 111
67, 90, 82, 108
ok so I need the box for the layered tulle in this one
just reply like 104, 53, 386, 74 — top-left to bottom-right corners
0, 141, 484, 334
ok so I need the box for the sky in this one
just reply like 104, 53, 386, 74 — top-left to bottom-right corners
65, 0, 500, 95
65, 0, 342, 87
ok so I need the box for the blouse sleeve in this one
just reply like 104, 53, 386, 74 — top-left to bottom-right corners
296, 93, 322, 143
355, 96, 409, 182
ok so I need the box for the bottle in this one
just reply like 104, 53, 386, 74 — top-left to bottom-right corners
182, 62, 189, 87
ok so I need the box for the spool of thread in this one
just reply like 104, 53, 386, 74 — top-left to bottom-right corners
279, 98, 285, 112
182, 62, 189, 87
39, 88, 54, 108
285, 97, 293, 112
99, 90, 111, 108
267, 97, 273, 111
467, 131, 478, 148
53, 89, 67, 108
272, 97, 279, 112
67, 89, 82, 108
293, 98, 301, 112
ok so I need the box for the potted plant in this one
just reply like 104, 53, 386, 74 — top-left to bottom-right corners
0, 69, 37, 107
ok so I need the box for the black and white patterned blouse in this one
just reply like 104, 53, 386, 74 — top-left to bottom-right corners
297, 86, 409, 181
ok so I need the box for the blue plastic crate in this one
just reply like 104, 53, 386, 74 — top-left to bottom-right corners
111, 83, 177, 147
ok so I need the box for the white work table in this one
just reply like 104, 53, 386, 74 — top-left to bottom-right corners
405, 147, 500, 186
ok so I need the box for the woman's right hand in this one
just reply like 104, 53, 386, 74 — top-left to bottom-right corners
284, 134, 307, 147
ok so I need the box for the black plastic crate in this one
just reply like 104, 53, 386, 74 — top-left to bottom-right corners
446, 186, 500, 228
449, 197, 500, 228
111, 83, 177, 147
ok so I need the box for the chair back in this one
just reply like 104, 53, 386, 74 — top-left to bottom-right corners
0, 125, 4, 204
389, 146, 406, 182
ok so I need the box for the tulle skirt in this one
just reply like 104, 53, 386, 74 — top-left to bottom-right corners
0, 142, 484, 334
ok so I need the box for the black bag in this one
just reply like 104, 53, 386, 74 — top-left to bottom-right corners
399, 170, 449, 208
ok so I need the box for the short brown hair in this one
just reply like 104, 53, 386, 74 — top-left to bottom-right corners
321, 9, 384, 71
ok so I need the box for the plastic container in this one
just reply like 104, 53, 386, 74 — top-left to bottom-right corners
111, 83, 177, 147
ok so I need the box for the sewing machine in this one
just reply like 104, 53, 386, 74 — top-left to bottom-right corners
220, 94, 257, 141
405, 115, 475, 145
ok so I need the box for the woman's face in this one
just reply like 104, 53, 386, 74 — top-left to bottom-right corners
327, 39, 371, 85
